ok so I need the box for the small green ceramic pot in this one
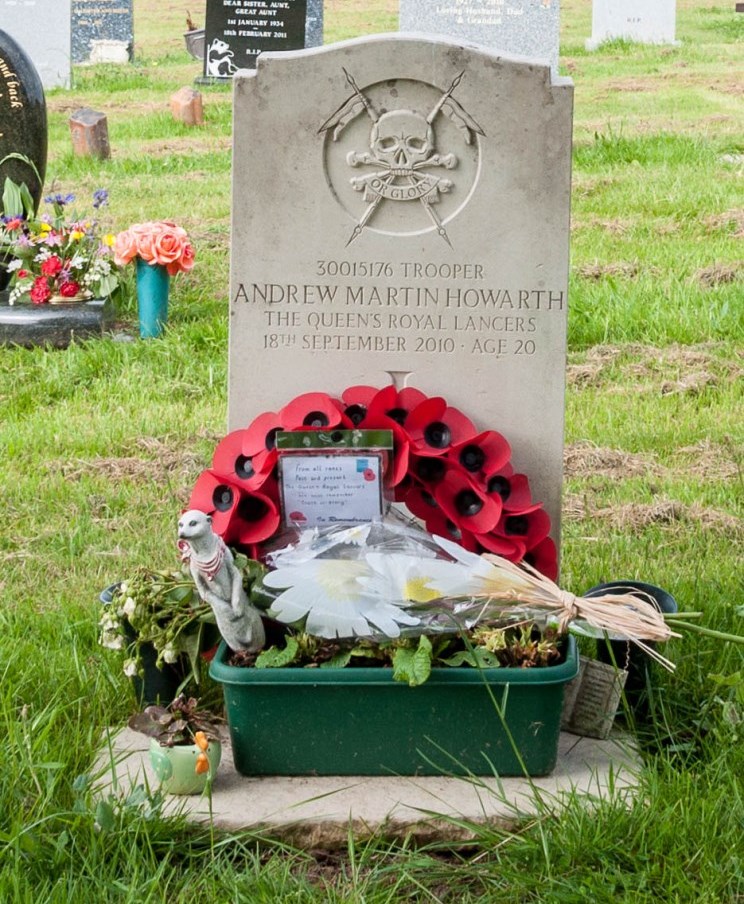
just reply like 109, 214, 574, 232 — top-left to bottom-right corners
148, 737, 222, 795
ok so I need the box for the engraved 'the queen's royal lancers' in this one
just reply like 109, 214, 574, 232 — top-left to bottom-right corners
319, 69, 485, 248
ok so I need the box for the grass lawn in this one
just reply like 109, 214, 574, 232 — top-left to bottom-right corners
1, 0, 742, 900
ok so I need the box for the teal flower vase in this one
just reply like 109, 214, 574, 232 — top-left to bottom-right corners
136, 258, 170, 338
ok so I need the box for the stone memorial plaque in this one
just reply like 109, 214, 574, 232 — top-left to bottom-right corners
71, 0, 133, 64
228, 35, 573, 549
586, 0, 677, 49
400, 0, 561, 78
0, 1, 71, 89
203, 0, 322, 78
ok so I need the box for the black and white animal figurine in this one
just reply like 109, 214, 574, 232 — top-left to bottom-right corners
177, 509, 265, 653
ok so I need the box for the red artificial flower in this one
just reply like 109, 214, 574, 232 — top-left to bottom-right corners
424, 509, 480, 552
522, 536, 558, 581
4, 216, 23, 231
405, 397, 476, 457
434, 468, 501, 535
188, 470, 241, 537
242, 411, 283, 457
189, 470, 280, 546
337, 385, 379, 426
40, 255, 63, 277
484, 466, 534, 511
59, 280, 82, 298
230, 490, 280, 545
16, 269, 29, 279
403, 484, 442, 522
493, 507, 552, 550
280, 392, 342, 430
366, 385, 427, 427
212, 429, 275, 492
449, 431, 511, 480
30, 277, 51, 304
475, 531, 527, 563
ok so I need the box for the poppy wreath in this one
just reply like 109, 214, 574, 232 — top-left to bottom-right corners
188, 385, 558, 579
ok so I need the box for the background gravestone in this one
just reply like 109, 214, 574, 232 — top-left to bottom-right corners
227, 35, 573, 551
203, 0, 322, 78
0, 0, 72, 89
586, 0, 677, 49
400, 0, 561, 79
71, 0, 134, 64
0, 28, 47, 294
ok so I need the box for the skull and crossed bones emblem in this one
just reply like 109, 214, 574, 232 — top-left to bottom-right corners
319, 69, 485, 247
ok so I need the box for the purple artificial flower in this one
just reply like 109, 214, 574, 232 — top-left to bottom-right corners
44, 193, 75, 206
92, 189, 109, 209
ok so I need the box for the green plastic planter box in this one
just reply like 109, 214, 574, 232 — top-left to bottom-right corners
210, 636, 578, 777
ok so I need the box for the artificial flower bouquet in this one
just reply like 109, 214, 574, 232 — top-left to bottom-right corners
1, 180, 120, 305
114, 220, 195, 275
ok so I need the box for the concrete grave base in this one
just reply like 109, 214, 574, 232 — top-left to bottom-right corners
95, 728, 642, 848
0, 298, 113, 347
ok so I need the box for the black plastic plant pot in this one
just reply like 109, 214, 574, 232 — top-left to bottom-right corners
100, 585, 185, 706
585, 580, 677, 719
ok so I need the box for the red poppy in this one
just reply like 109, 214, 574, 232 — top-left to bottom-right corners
337, 385, 379, 426
522, 536, 558, 581
242, 411, 283, 457
424, 510, 480, 552
403, 484, 442, 521
280, 392, 342, 430
475, 531, 527, 563
484, 466, 534, 511
188, 470, 241, 537
434, 468, 501, 535
405, 397, 476, 457
493, 507, 551, 550
449, 431, 511, 480
40, 255, 63, 277
230, 490, 280, 545
212, 429, 275, 491
366, 385, 427, 427
30, 277, 51, 304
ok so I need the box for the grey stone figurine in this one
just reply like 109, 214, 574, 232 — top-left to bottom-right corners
177, 510, 265, 652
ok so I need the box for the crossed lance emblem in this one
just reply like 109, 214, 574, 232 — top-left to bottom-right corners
319, 69, 485, 247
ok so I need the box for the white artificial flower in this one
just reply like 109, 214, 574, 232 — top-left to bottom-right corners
33, 248, 51, 262
123, 659, 138, 677
359, 552, 476, 604
122, 597, 137, 618
6, 259, 22, 272
101, 631, 124, 651
99, 614, 120, 632
120, 582, 129, 594
162, 645, 178, 664
264, 558, 420, 639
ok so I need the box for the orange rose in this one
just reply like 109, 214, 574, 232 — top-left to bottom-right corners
153, 225, 185, 265
135, 230, 157, 263
167, 241, 195, 276
113, 229, 138, 266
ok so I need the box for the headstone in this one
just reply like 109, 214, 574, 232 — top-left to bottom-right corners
0, 1, 72, 89
0, 28, 47, 293
400, 0, 561, 79
170, 86, 204, 127
227, 36, 573, 549
71, 0, 133, 64
69, 107, 110, 158
203, 0, 322, 79
586, 0, 677, 49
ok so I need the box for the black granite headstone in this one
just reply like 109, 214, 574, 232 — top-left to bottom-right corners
203, 0, 320, 78
0, 28, 48, 292
71, 0, 134, 64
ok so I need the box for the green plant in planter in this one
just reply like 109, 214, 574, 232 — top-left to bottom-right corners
128, 694, 222, 747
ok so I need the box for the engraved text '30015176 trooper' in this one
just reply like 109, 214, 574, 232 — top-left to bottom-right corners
319, 70, 485, 248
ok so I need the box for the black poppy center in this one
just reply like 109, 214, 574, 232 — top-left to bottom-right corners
459, 444, 485, 473
420, 490, 438, 508
235, 455, 255, 480
237, 495, 269, 523
213, 485, 234, 512
445, 519, 462, 540
265, 427, 280, 451
505, 515, 528, 536
303, 411, 330, 428
415, 458, 446, 483
424, 421, 451, 449
344, 404, 366, 426
487, 475, 512, 501
455, 490, 483, 517
386, 407, 408, 426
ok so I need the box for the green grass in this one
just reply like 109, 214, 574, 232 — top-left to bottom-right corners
1, 0, 743, 900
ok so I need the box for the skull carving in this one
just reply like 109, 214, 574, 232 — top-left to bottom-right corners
370, 110, 434, 172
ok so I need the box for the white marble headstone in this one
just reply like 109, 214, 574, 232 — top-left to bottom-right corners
0, 0, 71, 89
228, 34, 573, 548
400, 0, 561, 79
586, 0, 677, 49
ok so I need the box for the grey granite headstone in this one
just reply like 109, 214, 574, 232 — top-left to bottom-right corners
0, 0, 71, 89
400, 0, 561, 79
71, 0, 133, 64
0, 299, 113, 347
203, 0, 322, 78
227, 35, 573, 553
586, 0, 677, 49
